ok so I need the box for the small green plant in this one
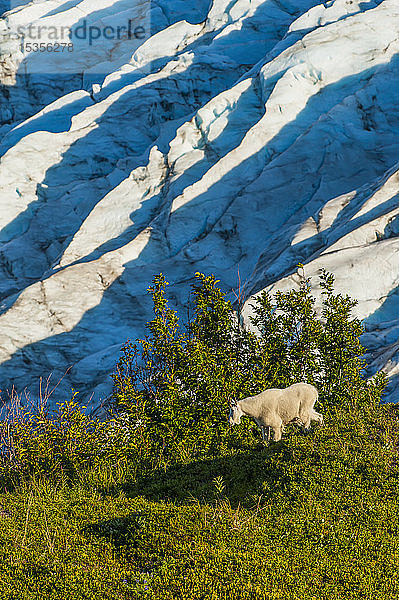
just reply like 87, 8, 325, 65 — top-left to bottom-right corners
212, 475, 226, 498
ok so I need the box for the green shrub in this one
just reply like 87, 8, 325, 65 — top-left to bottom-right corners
0, 393, 107, 484
249, 267, 387, 407
110, 269, 387, 473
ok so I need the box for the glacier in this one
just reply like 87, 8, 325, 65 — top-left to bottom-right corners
0, 0, 398, 404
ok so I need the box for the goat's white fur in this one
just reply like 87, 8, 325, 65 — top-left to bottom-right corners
229, 383, 323, 442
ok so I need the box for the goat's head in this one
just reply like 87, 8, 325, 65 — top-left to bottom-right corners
228, 400, 243, 426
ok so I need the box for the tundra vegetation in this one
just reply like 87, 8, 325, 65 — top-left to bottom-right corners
0, 269, 398, 599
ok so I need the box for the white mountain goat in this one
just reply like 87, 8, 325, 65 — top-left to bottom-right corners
228, 383, 323, 442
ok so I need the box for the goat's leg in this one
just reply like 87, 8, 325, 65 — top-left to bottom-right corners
259, 425, 270, 443
254, 418, 265, 442
310, 409, 323, 425
298, 406, 312, 430
290, 416, 304, 427
262, 426, 271, 443
271, 418, 283, 442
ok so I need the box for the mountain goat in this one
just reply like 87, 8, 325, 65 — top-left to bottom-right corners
229, 383, 323, 442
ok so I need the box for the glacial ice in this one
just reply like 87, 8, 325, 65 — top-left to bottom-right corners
0, 0, 398, 404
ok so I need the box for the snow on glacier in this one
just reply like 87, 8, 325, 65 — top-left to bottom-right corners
0, 0, 399, 404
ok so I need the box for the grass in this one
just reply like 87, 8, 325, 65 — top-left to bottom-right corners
1, 398, 399, 599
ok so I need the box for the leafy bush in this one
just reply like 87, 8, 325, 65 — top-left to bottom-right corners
110, 274, 248, 472
110, 269, 387, 473
249, 267, 387, 406
0, 392, 106, 484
